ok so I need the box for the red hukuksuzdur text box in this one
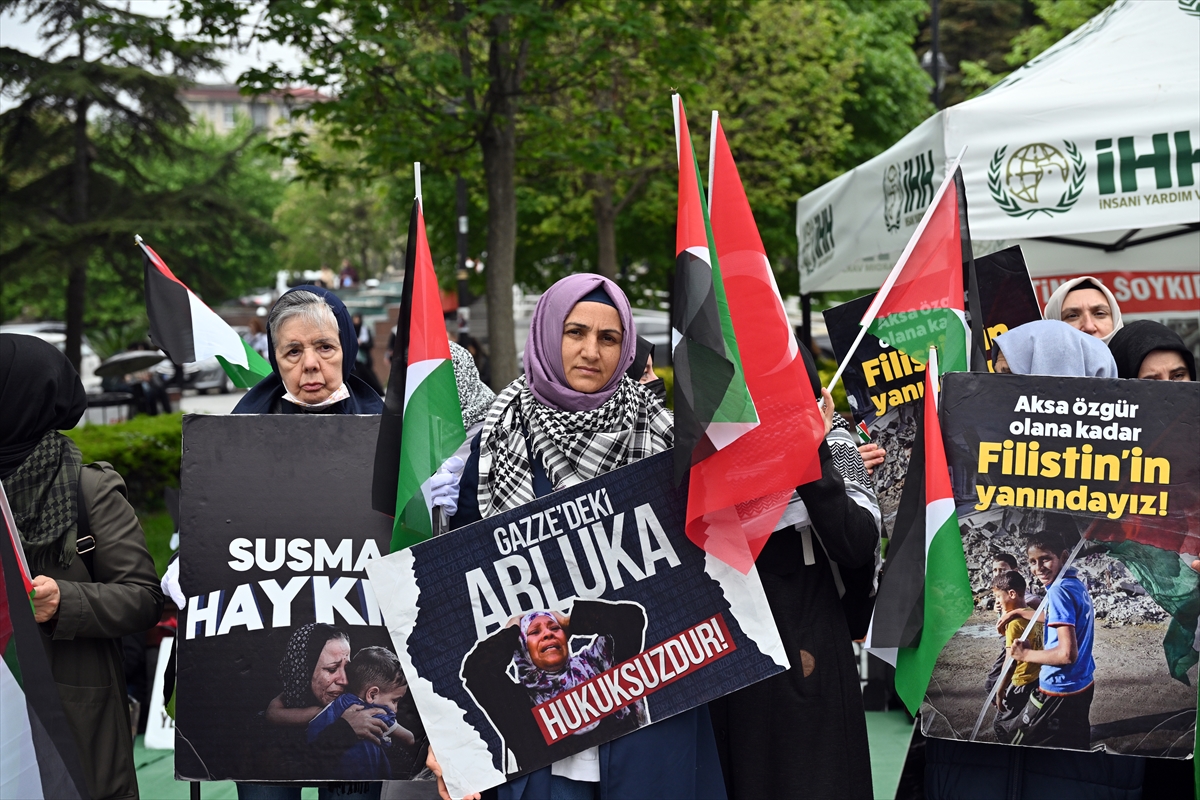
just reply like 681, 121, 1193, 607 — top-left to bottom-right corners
532, 614, 737, 745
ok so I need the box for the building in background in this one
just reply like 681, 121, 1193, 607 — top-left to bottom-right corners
179, 84, 328, 135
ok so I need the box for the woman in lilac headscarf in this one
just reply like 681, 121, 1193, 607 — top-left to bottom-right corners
436, 274, 723, 800
449, 273, 673, 524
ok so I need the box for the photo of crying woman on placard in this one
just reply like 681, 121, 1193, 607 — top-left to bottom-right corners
461, 599, 648, 774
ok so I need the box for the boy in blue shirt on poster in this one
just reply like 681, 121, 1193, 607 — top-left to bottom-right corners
999, 532, 1096, 750
307, 646, 415, 778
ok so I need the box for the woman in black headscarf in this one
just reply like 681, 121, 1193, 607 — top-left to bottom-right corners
233, 286, 383, 414
0, 333, 163, 800
625, 336, 667, 404
1108, 320, 1196, 381
223, 287, 385, 800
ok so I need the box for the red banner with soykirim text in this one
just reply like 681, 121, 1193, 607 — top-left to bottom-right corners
1032, 271, 1200, 316
532, 614, 737, 745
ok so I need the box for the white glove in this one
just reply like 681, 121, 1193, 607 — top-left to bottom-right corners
161, 558, 185, 608
430, 456, 465, 518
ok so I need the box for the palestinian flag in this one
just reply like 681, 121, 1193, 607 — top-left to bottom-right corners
0, 483, 89, 799
670, 94, 757, 490
680, 113, 824, 572
370, 196, 465, 552
860, 162, 971, 375
856, 421, 872, 444
864, 347, 973, 714
139, 237, 272, 388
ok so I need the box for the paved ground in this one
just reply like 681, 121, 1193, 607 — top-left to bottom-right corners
179, 389, 246, 416
135, 710, 916, 799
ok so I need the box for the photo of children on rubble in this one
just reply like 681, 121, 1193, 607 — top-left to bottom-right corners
920, 506, 1199, 758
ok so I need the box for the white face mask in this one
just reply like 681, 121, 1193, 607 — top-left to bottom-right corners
282, 382, 350, 409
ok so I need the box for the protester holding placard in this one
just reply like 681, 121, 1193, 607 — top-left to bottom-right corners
1041, 276, 1125, 344
439, 273, 724, 800
227, 286, 387, 800
1108, 320, 1196, 382
0, 333, 164, 800
923, 327, 1161, 799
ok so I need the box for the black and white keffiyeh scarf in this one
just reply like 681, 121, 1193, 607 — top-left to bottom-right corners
5, 430, 82, 570
477, 376, 673, 517
450, 340, 496, 429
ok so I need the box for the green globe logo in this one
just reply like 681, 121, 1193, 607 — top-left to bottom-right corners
989, 140, 1086, 218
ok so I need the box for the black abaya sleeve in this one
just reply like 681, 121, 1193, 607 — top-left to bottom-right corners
795, 440, 879, 570
449, 433, 483, 529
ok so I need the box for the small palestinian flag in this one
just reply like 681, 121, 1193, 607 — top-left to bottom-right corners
670, 94, 757, 489
371, 191, 465, 552
680, 112, 824, 572
856, 421, 871, 444
860, 160, 971, 376
864, 347, 973, 714
139, 237, 273, 388
0, 483, 89, 799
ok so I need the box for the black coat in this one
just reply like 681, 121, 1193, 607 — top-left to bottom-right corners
709, 439, 879, 800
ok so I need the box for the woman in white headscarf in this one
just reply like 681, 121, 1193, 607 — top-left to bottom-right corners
1041, 276, 1124, 344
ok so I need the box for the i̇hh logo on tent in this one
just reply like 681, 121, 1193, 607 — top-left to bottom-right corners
800, 204, 835, 275
882, 149, 935, 232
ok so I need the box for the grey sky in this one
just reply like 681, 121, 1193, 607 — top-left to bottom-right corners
0, 0, 303, 86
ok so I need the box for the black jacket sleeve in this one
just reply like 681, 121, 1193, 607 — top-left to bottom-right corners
795, 441, 879, 570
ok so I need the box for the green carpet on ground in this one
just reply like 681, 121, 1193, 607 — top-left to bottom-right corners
136, 712, 915, 800
134, 737, 318, 800
866, 709, 916, 800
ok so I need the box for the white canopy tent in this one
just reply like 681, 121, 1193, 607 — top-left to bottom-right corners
795, 0, 1200, 323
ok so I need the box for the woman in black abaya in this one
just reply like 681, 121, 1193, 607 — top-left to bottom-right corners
708, 343, 882, 800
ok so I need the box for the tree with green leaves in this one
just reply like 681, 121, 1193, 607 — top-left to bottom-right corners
0, 0, 227, 368
955, 0, 1117, 100
271, 144, 403, 280
183, 0, 562, 386
180, 0, 748, 388
518, 0, 933, 294
1, 119, 285, 337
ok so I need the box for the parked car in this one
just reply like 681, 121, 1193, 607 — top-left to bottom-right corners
151, 356, 232, 394
0, 322, 102, 392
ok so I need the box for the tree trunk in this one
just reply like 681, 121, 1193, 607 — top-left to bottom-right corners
589, 173, 619, 281
66, 93, 90, 373
480, 15, 519, 389
482, 116, 518, 390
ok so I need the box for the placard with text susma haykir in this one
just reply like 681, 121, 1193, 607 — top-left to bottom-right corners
175, 415, 432, 784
